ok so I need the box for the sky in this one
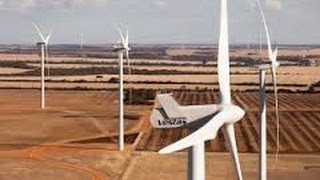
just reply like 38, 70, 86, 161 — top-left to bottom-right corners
0, 0, 319, 45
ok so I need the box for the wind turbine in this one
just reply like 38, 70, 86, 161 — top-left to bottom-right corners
79, 32, 84, 59
113, 25, 130, 151
152, 1, 245, 179
33, 23, 52, 109
255, 1, 280, 180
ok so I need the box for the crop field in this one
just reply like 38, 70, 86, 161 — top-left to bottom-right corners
0, 46, 319, 92
0, 46, 319, 179
136, 91, 320, 153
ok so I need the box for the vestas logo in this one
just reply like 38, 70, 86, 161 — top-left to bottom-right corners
158, 118, 187, 127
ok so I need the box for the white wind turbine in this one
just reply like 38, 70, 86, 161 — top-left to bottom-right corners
33, 23, 52, 109
254, 1, 280, 180
79, 32, 84, 59
157, 1, 245, 179
113, 25, 130, 151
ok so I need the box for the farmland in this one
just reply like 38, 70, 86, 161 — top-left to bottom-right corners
0, 45, 319, 92
136, 91, 320, 153
0, 89, 318, 179
0, 45, 319, 179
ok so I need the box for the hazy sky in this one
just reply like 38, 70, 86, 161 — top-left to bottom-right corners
0, 0, 319, 44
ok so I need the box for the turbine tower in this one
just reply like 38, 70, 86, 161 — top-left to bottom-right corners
113, 25, 130, 151
157, 1, 245, 179
255, 1, 280, 180
79, 32, 84, 59
33, 23, 51, 109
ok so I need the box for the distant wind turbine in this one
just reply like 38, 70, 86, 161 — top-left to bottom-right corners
153, 1, 245, 179
33, 23, 52, 109
255, 1, 280, 180
79, 32, 85, 59
256, 0, 280, 115
113, 25, 130, 151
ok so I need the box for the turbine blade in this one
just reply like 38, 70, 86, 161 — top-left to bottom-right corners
125, 25, 129, 47
271, 47, 278, 64
257, 0, 281, 161
33, 23, 46, 42
123, 24, 130, 74
45, 32, 52, 44
116, 26, 125, 45
225, 124, 243, 180
256, 0, 274, 62
271, 66, 280, 161
126, 50, 131, 74
159, 110, 228, 154
218, 0, 231, 105
45, 45, 49, 77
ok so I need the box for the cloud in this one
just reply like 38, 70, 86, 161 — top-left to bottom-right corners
0, 0, 36, 10
265, 0, 282, 10
0, 0, 105, 11
151, 0, 167, 8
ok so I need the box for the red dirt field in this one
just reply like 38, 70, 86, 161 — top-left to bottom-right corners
0, 90, 319, 180
0, 90, 150, 150
0, 90, 149, 180
123, 152, 320, 180
0, 146, 130, 180
136, 91, 320, 154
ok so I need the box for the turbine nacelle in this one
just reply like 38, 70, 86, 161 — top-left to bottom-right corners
113, 41, 130, 51
219, 104, 245, 124
113, 46, 127, 52
36, 42, 46, 46
114, 25, 130, 53
150, 93, 219, 129
33, 23, 52, 45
